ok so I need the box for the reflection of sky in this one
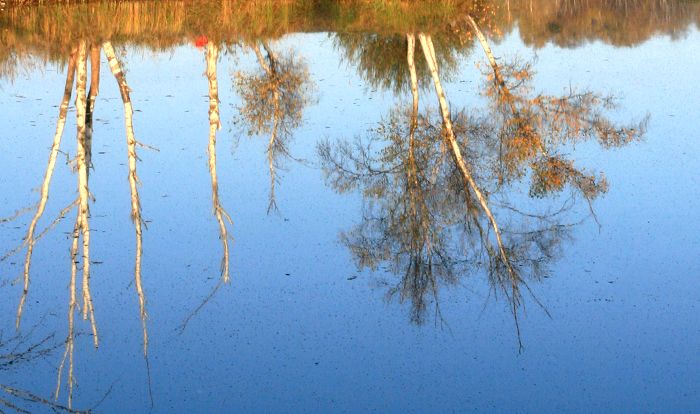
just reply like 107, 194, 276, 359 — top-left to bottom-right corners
1, 29, 699, 413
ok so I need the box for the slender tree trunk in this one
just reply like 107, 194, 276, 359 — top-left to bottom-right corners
417, 33, 520, 289
465, 15, 501, 84
103, 41, 153, 405
84, 43, 101, 179
55, 219, 79, 407
261, 42, 279, 70
406, 34, 419, 137
252, 42, 282, 212
465, 15, 549, 168
206, 41, 232, 283
418, 33, 524, 347
102, 40, 149, 354
406, 33, 422, 227
87, 44, 100, 114
56, 41, 94, 409
263, 42, 282, 213
252, 44, 272, 74
406, 34, 435, 263
73, 42, 98, 349
465, 14, 515, 109
15, 48, 78, 330
267, 106, 280, 213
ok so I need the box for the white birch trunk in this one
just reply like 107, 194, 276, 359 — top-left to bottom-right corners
206, 41, 232, 283
417, 33, 520, 288
465, 15, 504, 88
73, 41, 99, 349
103, 41, 149, 359
16, 48, 77, 330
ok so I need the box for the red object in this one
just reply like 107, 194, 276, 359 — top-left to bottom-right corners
194, 35, 208, 48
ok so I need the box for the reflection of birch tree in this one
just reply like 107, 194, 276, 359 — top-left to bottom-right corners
4, 38, 248, 404
234, 41, 314, 212
11, 47, 78, 332
418, 32, 531, 337
103, 41, 153, 405
417, 25, 645, 333
320, 29, 646, 346
320, 104, 569, 328
3, 40, 153, 409
1, 41, 100, 409
206, 40, 233, 283
177, 40, 236, 333
463, 15, 648, 201
55, 39, 98, 408
84, 43, 101, 179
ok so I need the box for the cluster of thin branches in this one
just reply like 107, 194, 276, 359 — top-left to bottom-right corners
233, 41, 315, 212
0, 325, 91, 413
319, 16, 646, 348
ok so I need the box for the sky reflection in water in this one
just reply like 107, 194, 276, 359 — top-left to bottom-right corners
1, 2, 699, 412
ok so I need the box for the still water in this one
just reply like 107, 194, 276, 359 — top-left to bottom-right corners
1, 1, 699, 412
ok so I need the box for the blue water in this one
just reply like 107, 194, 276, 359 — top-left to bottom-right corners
1, 28, 699, 413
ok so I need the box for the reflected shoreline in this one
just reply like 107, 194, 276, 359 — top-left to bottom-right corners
2, 0, 699, 75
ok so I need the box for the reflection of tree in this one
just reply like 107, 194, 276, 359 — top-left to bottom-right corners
176, 40, 237, 334
319, 28, 645, 345
320, 107, 458, 324
464, 15, 648, 204
55, 40, 98, 407
103, 40, 153, 406
0, 41, 93, 409
1, 40, 153, 409
320, 104, 569, 332
234, 41, 314, 212
206, 41, 233, 282
11, 47, 78, 333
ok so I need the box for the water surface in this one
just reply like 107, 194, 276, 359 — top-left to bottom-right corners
1, 1, 699, 412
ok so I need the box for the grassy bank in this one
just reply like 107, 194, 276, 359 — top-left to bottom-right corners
1, 0, 697, 74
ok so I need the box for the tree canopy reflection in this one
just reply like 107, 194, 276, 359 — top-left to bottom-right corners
234, 41, 315, 212
319, 26, 646, 342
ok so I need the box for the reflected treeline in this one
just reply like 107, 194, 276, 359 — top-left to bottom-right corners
319, 21, 646, 341
511, 0, 700, 47
2, 0, 699, 79
330, 2, 499, 94
0, 0, 466, 79
333, 33, 465, 94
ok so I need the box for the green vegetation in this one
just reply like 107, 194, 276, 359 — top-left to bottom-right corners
3, 0, 697, 82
